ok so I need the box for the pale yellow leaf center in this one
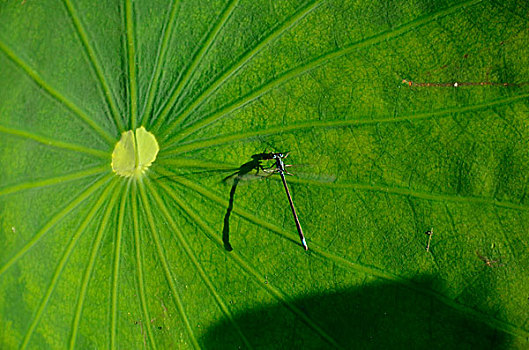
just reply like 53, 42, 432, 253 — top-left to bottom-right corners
111, 126, 159, 178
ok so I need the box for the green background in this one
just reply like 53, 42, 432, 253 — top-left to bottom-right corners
1, 0, 528, 348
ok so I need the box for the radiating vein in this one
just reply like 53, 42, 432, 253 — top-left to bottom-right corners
159, 153, 529, 211
125, 0, 138, 130
62, 0, 125, 132
0, 166, 109, 197
145, 178, 252, 349
153, 169, 341, 348
156, 157, 237, 170
69, 179, 122, 349
0, 125, 109, 158
158, 0, 323, 138
163, 0, 482, 145
0, 173, 112, 277
111, 180, 131, 350
152, 0, 240, 132
156, 168, 529, 339
492, 208, 518, 261
138, 181, 200, 349
286, 177, 529, 211
20, 179, 116, 350
131, 182, 157, 349
163, 90, 529, 155
140, 0, 181, 125
0, 40, 115, 145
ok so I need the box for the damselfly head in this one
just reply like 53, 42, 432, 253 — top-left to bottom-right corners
273, 152, 289, 159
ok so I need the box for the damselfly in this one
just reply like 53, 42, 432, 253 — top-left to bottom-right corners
159, 152, 315, 251
220, 152, 310, 250
259, 152, 308, 251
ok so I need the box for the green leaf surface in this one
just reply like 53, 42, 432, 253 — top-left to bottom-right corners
1, 0, 529, 348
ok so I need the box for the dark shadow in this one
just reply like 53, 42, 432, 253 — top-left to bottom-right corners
221, 153, 275, 251
157, 153, 279, 251
222, 177, 238, 251
202, 276, 512, 349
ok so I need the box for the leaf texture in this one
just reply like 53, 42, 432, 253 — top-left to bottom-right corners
1, 0, 529, 348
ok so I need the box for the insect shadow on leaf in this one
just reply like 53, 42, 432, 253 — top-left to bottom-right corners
155, 152, 279, 251
222, 153, 275, 251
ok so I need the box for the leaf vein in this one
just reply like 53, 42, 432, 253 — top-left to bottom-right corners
146, 178, 253, 349
0, 40, 115, 144
138, 181, 200, 349
110, 181, 131, 349
0, 125, 109, 158
162, 0, 483, 144
152, 0, 240, 131
62, 0, 125, 132
131, 182, 158, 349
0, 166, 109, 198
140, 0, 182, 125
20, 179, 116, 349
125, 0, 138, 129
163, 91, 529, 155
69, 179, 121, 349
157, 0, 324, 139
0, 174, 112, 277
